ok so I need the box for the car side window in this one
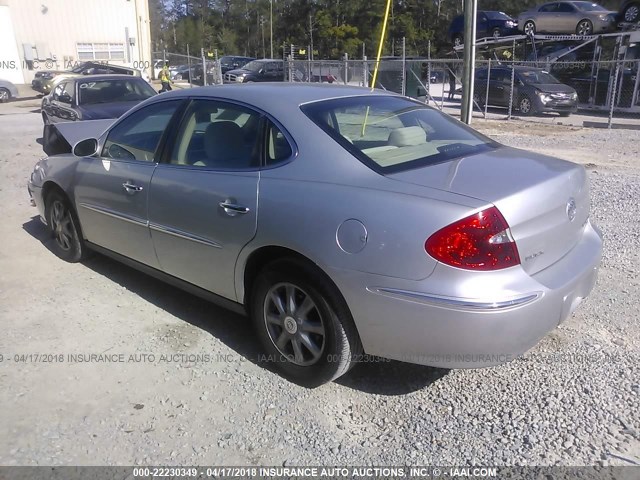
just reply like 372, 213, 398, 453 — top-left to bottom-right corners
265, 121, 293, 166
539, 3, 558, 13
52, 83, 64, 101
556, 3, 575, 12
169, 99, 262, 169
102, 100, 181, 162
60, 82, 75, 104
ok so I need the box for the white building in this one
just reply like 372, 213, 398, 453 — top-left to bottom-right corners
0, 0, 151, 85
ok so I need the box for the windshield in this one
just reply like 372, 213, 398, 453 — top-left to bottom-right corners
485, 11, 513, 20
242, 60, 264, 72
78, 79, 156, 105
573, 2, 607, 11
301, 96, 497, 174
519, 70, 562, 84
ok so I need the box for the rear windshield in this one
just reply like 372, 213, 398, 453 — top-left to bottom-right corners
519, 70, 561, 84
301, 95, 498, 174
78, 79, 156, 105
573, 2, 607, 12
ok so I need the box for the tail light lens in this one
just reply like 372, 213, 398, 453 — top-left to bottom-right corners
425, 206, 520, 271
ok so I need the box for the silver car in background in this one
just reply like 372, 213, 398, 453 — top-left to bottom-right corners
27, 84, 602, 386
518, 1, 617, 35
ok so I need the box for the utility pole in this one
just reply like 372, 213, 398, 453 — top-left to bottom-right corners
270, 0, 274, 58
309, 15, 314, 62
460, 0, 478, 124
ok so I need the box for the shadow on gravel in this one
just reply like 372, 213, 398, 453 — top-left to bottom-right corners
337, 361, 449, 395
23, 215, 448, 394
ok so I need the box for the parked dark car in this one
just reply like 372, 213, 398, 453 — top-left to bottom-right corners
219, 55, 255, 74
41, 74, 157, 155
473, 66, 578, 116
566, 67, 639, 107
223, 59, 285, 83
32, 62, 144, 95
619, 0, 640, 23
449, 11, 518, 46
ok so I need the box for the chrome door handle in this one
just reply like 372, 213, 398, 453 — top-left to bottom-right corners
219, 201, 250, 215
122, 182, 144, 193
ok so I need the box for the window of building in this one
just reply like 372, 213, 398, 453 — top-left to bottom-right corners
76, 43, 125, 61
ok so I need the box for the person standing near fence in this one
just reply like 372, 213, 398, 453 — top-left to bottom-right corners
447, 64, 457, 100
159, 63, 173, 93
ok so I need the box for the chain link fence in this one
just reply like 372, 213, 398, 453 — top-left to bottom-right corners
153, 49, 640, 128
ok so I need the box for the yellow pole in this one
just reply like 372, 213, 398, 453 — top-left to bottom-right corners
362, 0, 393, 136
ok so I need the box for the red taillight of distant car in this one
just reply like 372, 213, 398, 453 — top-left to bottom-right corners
425, 206, 520, 271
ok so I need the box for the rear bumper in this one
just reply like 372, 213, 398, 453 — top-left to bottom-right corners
327, 220, 602, 368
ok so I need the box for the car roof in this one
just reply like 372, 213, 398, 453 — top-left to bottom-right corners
69, 74, 146, 82
149, 83, 392, 110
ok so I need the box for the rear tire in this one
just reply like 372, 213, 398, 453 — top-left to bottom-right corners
250, 258, 363, 387
45, 190, 87, 263
0, 88, 10, 103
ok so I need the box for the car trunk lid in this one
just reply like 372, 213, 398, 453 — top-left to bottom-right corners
387, 146, 589, 275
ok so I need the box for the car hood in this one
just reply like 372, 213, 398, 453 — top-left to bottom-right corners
78, 101, 141, 120
527, 83, 576, 94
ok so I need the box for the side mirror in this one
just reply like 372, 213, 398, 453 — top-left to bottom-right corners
73, 138, 98, 157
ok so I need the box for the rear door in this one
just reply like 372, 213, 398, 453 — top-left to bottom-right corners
73, 99, 183, 267
488, 69, 510, 106
147, 98, 264, 300
537, 3, 559, 31
554, 2, 577, 32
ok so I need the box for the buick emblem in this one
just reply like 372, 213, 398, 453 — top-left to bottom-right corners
566, 198, 577, 222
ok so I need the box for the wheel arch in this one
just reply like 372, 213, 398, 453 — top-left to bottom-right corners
240, 246, 350, 317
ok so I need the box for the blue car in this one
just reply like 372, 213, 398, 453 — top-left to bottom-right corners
449, 11, 519, 46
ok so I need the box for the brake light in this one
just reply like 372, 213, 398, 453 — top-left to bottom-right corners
425, 206, 520, 271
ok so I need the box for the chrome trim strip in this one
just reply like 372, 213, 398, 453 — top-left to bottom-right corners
367, 287, 541, 311
149, 222, 222, 249
78, 203, 148, 227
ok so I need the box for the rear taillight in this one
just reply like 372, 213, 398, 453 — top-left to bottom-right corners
425, 206, 520, 271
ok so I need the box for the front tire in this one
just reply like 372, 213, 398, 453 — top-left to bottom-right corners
518, 95, 534, 115
45, 190, 87, 263
623, 4, 640, 23
523, 21, 536, 35
0, 88, 10, 103
576, 19, 593, 35
251, 259, 362, 387
492, 28, 501, 39
453, 34, 463, 47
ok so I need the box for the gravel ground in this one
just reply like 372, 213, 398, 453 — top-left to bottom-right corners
0, 101, 639, 467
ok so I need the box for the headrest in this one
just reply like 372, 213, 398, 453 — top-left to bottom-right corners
388, 126, 427, 147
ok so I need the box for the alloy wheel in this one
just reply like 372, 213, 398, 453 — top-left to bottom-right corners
0, 89, 9, 102
263, 282, 326, 366
524, 21, 535, 35
50, 200, 73, 251
625, 6, 639, 23
519, 97, 532, 114
577, 20, 593, 35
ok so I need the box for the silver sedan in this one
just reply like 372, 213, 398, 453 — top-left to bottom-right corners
27, 84, 602, 386
518, 1, 617, 35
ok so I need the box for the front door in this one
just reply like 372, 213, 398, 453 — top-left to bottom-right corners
74, 99, 183, 267
148, 98, 263, 300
